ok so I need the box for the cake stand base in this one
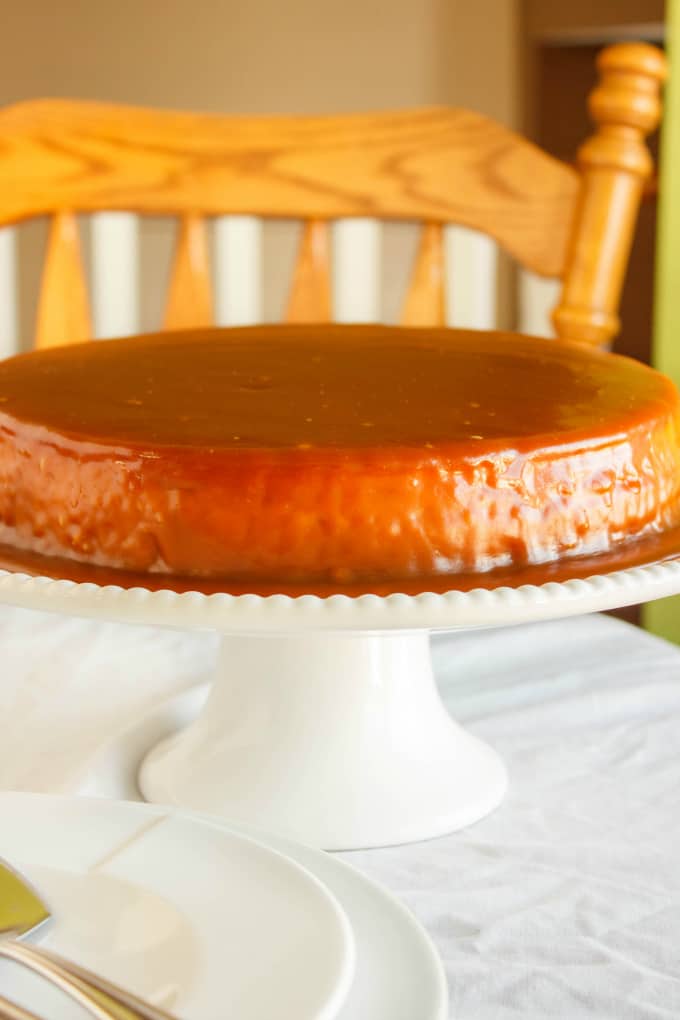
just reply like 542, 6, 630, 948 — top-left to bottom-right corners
138, 631, 507, 850
7, 550, 680, 850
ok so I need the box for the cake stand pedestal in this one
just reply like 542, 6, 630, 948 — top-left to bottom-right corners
139, 631, 505, 849
2, 556, 680, 849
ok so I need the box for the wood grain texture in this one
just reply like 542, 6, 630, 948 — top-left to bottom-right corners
0, 45, 664, 350
286, 220, 332, 322
553, 43, 667, 346
163, 214, 213, 330
0, 102, 577, 277
35, 211, 91, 350
401, 222, 446, 327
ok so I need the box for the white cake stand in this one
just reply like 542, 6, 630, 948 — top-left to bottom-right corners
2, 557, 680, 850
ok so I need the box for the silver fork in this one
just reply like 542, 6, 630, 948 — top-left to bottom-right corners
0, 856, 177, 1020
0, 942, 177, 1020
0, 994, 42, 1020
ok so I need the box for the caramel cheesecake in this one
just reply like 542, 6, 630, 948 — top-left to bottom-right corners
0, 324, 678, 585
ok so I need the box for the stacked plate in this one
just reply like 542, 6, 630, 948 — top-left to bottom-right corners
0, 793, 448, 1019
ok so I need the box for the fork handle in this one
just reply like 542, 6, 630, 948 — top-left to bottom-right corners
0, 941, 177, 1020
0, 994, 42, 1020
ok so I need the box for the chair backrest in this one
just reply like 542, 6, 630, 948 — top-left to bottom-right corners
0, 42, 665, 355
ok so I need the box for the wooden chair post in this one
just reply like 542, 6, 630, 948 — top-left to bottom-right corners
286, 220, 332, 323
401, 222, 446, 327
35, 210, 91, 350
163, 213, 214, 331
552, 43, 667, 347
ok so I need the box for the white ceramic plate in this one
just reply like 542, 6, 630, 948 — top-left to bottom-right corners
237, 822, 449, 1020
0, 793, 355, 1020
12, 792, 448, 1020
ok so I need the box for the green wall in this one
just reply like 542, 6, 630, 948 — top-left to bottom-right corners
645, 0, 680, 641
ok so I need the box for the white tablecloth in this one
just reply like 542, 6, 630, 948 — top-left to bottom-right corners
1, 604, 680, 1018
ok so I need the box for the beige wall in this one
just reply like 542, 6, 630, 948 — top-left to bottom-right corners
1, 0, 520, 338
1, 1, 519, 118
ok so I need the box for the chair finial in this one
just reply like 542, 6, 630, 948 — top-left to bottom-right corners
552, 43, 667, 347
584, 43, 667, 176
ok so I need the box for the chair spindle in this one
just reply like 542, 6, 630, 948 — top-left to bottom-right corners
35, 211, 91, 350
164, 213, 214, 331
401, 222, 446, 327
286, 219, 332, 323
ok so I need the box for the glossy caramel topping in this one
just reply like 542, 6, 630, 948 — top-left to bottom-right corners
2, 525, 680, 597
0, 325, 674, 452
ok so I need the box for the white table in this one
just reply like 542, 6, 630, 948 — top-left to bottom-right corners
1, 604, 679, 1018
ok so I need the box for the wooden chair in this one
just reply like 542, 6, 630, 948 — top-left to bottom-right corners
0, 41, 665, 356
